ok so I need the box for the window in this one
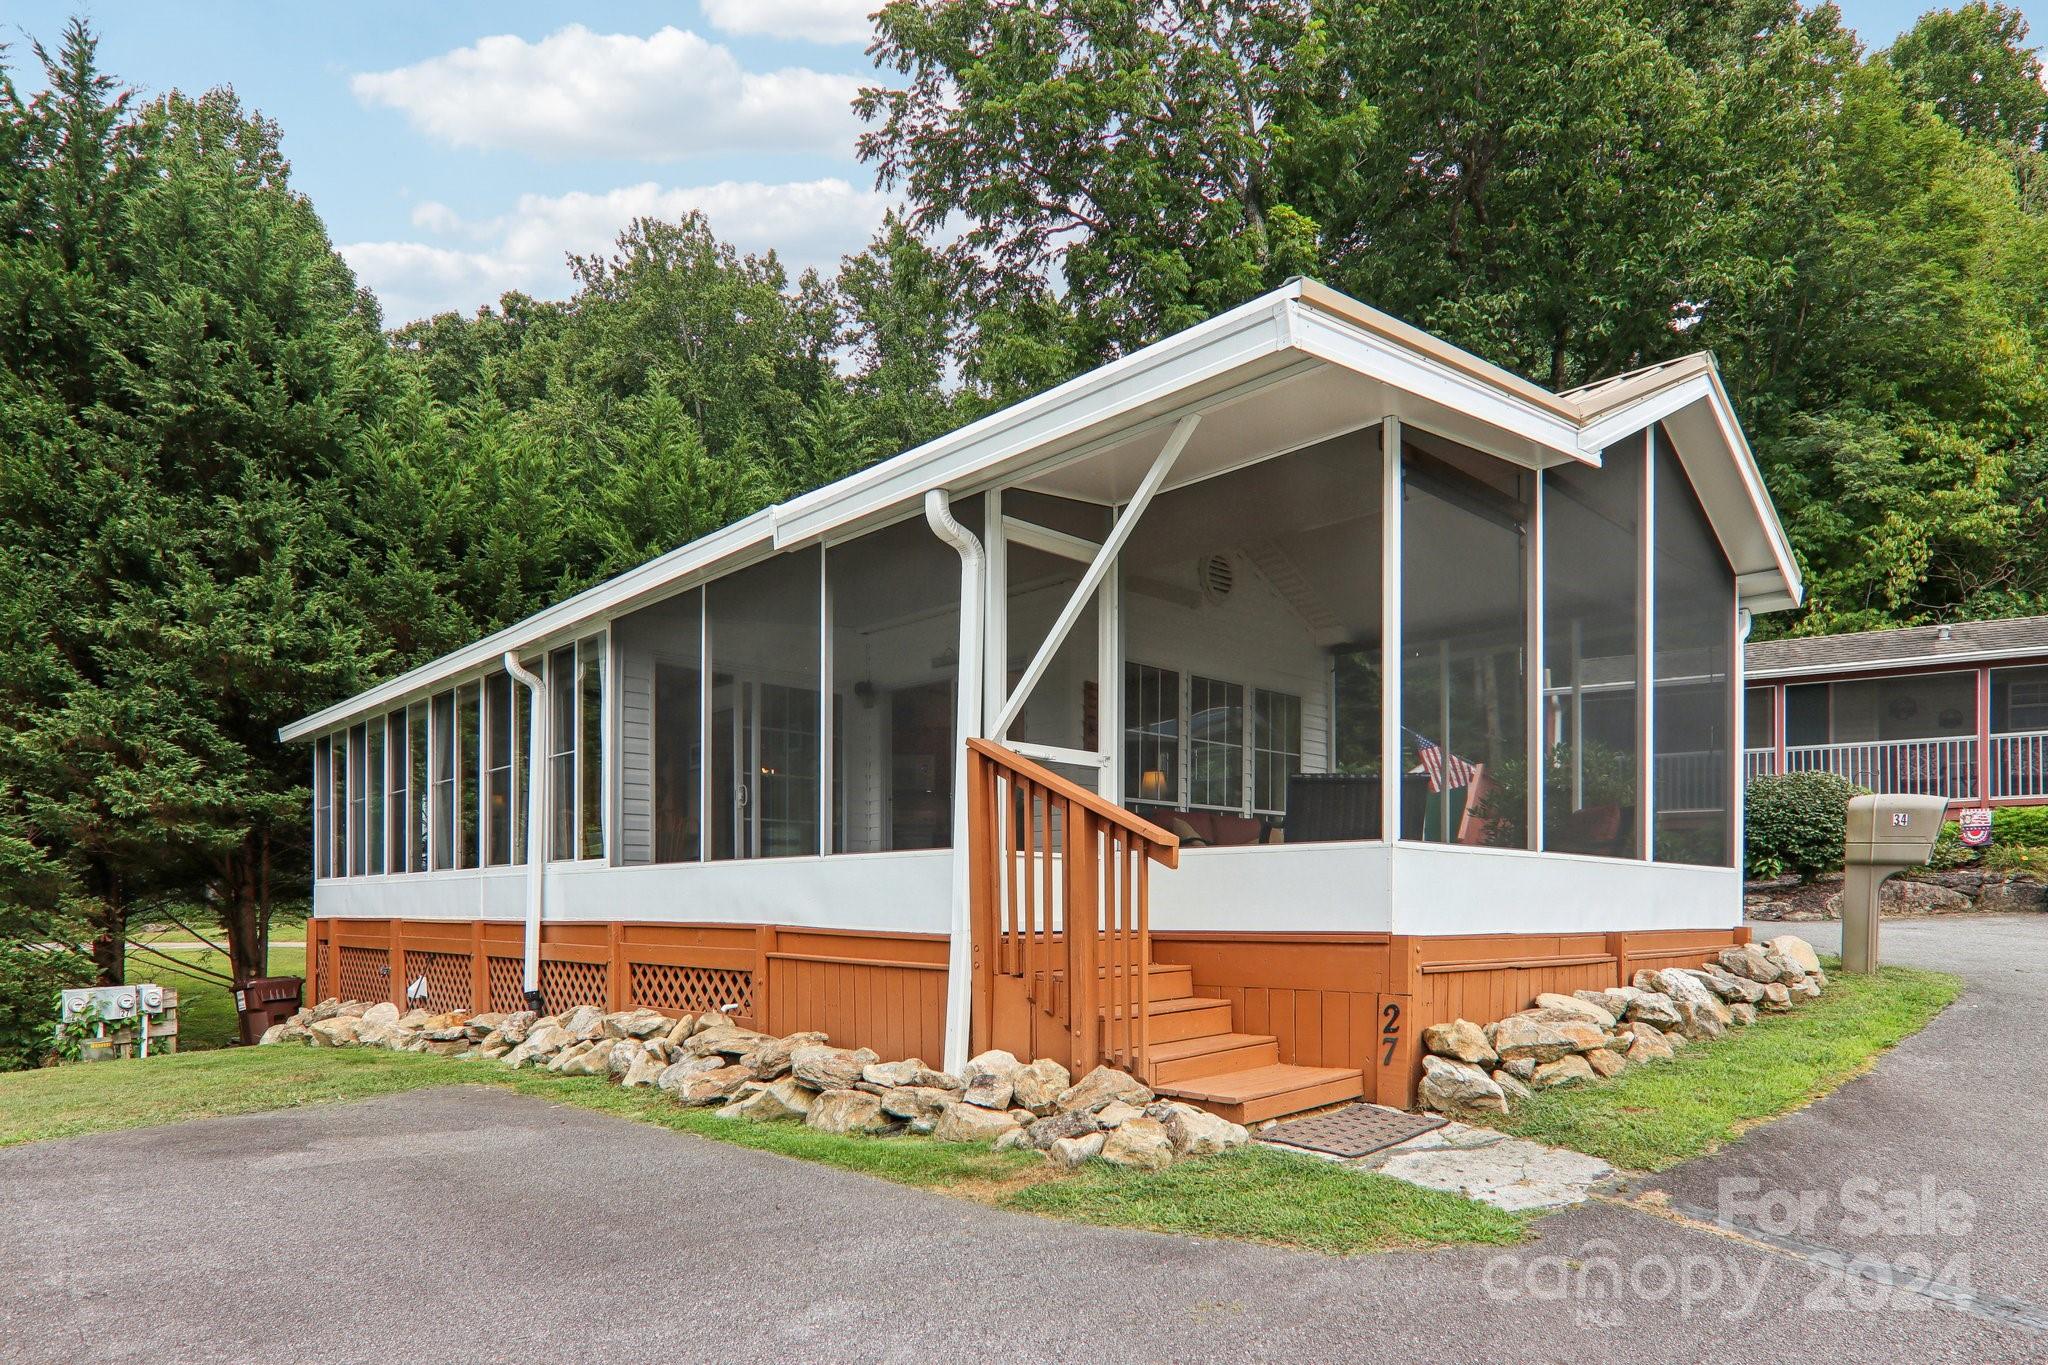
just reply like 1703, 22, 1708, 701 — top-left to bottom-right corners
511, 672, 531, 865
709, 551, 821, 860
386, 711, 409, 874
614, 594, 701, 864
1253, 689, 1302, 815
549, 646, 577, 860
456, 682, 480, 869
830, 515, 965, 853
485, 673, 514, 866
312, 737, 332, 879
580, 638, 605, 859
1541, 438, 1641, 858
1993, 665, 2048, 734
1124, 663, 1179, 808
365, 720, 386, 874
430, 690, 456, 870
1651, 434, 1734, 865
1400, 433, 1531, 847
1188, 675, 1245, 810
408, 706, 429, 871
347, 723, 368, 875
1743, 687, 1775, 751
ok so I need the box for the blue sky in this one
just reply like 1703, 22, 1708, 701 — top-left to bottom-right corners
6, 2, 2039, 325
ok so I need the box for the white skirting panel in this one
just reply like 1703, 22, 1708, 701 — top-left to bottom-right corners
1387, 843, 1741, 936
311, 843, 1737, 938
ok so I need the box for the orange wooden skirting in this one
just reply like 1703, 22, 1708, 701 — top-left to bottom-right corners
965, 738, 1179, 1079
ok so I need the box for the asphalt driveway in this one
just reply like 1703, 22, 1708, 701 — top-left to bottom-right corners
3, 914, 2042, 1363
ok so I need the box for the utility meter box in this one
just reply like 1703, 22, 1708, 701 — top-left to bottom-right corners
1840, 793, 1951, 975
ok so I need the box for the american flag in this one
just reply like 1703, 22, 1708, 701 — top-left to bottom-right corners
1412, 732, 1478, 793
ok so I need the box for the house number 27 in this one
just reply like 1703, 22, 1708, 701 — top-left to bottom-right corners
1380, 1002, 1402, 1065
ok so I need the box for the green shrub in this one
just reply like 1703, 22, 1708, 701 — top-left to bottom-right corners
1991, 806, 2048, 848
1744, 771, 1864, 880
0, 942, 89, 1072
1926, 822, 1974, 870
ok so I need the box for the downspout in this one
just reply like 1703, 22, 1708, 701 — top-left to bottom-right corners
926, 489, 984, 1075
504, 652, 548, 1012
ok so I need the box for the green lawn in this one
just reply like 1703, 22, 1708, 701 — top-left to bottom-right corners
1489, 960, 1960, 1170
0, 1045, 1524, 1255
123, 944, 307, 1051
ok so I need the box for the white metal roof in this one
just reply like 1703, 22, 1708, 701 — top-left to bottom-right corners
281, 280, 1802, 741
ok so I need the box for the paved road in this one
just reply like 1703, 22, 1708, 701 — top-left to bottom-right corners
4, 916, 2042, 1363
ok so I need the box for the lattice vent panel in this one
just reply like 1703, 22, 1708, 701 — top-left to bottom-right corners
486, 957, 528, 1013
628, 963, 752, 1018
537, 958, 609, 1010
404, 950, 475, 1013
316, 943, 332, 1000
335, 945, 390, 1003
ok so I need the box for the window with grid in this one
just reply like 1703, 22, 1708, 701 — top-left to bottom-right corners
549, 645, 577, 860
385, 710, 409, 874
1252, 689, 1302, 816
456, 682, 480, 869
313, 737, 333, 879
1122, 663, 1180, 807
485, 673, 515, 866
347, 723, 369, 875
430, 690, 456, 870
757, 682, 821, 857
366, 720, 385, 873
1187, 676, 1244, 811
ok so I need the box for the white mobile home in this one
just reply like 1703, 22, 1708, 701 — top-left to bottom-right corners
285, 280, 1801, 1118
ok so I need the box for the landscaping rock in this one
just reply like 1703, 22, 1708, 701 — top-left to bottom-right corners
669, 1063, 753, 1106
931, 1101, 1022, 1145
1623, 993, 1684, 1031
663, 1015, 698, 1047
1419, 1055, 1509, 1119
560, 1039, 618, 1076
1048, 1132, 1107, 1169
1716, 946, 1785, 984
1026, 1110, 1102, 1149
860, 1058, 927, 1088
1585, 1048, 1627, 1078
1486, 1013, 1604, 1063
1099, 1117, 1176, 1170
495, 1011, 537, 1044
258, 1023, 290, 1046
1534, 993, 1616, 1028
1649, 970, 1731, 1039
1727, 1002, 1758, 1026
790, 1044, 879, 1090
606, 1040, 644, 1077
993, 1126, 1034, 1153
1530, 1054, 1596, 1088
655, 1053, 728, 1092
308, 1018, 363, 1047
1010, 1058, 1072, 1115
1765, 935, 1821, 975
1422, 1018, 1498, 1066
1698, 968, 1767, 1005
1155, 1103, 1247, 1157
560, 1005, 606, 1041
1575, 987, 1643, 1019
688, 1027, 771, 1059
361, 1002, 400, 1027
620, 1048, 668, 1088
743, 1031, 830, 1080
1788, 978, 1821, 1002
1502, 1056, 1536, 1080
602, 1009, 671, 1040
1491, 1069, 1533, 1104
727, 1076, 816, 1120
1760, 981, 1794, 1012
1825, 880, 1971, 918
1626, 1030, 1675, 1064
806, 1089, 900, 1136
1057, 1065, 1153, 1113
1093, 1100, 1143, 1128
960, 1050, 1023, 1110
877, 1086, 954, 1130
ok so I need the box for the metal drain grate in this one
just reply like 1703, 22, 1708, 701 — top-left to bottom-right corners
1260, 1104, 1447, 1159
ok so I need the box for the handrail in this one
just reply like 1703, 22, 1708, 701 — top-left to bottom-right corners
965, 738, 1181, 867
965, 738, 1179, 1080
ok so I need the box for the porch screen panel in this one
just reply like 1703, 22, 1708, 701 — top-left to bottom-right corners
312, 737, 332, 879
456, 682, 480, 869
1117, 430, 1380, 839
1992, 665, 2048, 734
1743, 687, 1774, 750
430, 691, 455, 870
347, 723, 368, 876
613, 592, 701, 864
512, 663, 533, 864
365, 719, 386, 874
579, 638, 605, 860
548, 646, 576, 860
709, 549, 821, 859
1541, 440, 1641, 858
485, 673, 514, 866
1651, 437, 1735, 865
408, 707, 429, 870
1399, 434, 1531, 848
330, 735, 348, 876
830, 513, 964, 853
1004, 542, 1101, 758
386, 710, 409, 875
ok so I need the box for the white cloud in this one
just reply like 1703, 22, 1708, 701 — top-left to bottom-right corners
350, 25, 863, 160
343, 178, 895, 325
701, 0, 880, 45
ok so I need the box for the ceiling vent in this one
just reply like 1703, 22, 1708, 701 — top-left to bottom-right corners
1199, 553, 1235, 604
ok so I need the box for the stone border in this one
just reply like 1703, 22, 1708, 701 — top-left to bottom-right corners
260, 1007, 1251, 1171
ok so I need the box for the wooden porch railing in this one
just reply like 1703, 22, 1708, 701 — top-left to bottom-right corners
965, 738, 1180, 1079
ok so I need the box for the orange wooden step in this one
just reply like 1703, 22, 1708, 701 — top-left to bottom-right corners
1101, 995, 1235, 1042
1144, 1032, 1281, 1084
1156, 1064, 1366, 1125
1043, 962, 1194, 1002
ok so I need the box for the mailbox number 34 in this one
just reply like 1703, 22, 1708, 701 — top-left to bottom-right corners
1891, 812, 1912, 828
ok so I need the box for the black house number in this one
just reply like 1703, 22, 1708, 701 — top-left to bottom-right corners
1380, 1002, 1402, 1066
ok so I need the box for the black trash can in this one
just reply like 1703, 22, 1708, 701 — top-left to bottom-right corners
234, 976, 305, 1046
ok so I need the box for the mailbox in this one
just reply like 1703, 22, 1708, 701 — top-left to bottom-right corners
1840, 793, 1950, 974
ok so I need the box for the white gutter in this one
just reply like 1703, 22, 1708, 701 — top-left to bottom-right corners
503, 652, 548, 1008
925, 489, 984, 1075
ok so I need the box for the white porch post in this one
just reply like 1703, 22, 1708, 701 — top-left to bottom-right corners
1380, 415, 1403, 841
926, 490, 985, 1074
504, 652, 548, 1004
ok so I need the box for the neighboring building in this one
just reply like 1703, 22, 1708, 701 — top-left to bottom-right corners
283, 280, 1802, 1115
1745, 616, 2048, 807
